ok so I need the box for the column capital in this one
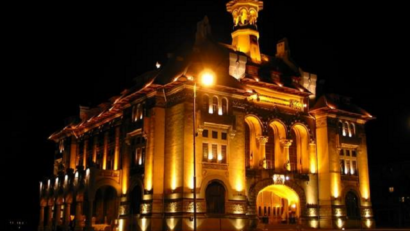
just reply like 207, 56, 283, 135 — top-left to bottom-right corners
280, 139, 293, 147
257, 136, 269, 145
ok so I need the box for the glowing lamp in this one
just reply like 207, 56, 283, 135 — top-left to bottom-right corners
200, 72, 215, 87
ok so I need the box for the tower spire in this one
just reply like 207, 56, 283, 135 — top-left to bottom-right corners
227, 0, 264, 63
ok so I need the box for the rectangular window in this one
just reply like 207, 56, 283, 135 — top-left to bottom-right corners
203, 130, 208, 138
222, 132, 227, 140
212, 144, 217, 162
352, 161, 357, 175
203, 143, 209, 161
346, 150, 351, 156
339, 149, 344, 156
212, 131, 218, 139
135, 148, 141, 166
220, 145, 227, 163
352, 150, 357, 157
345, 160, 351, 175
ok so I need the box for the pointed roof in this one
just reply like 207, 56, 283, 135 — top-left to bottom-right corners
310, 94, 374, 120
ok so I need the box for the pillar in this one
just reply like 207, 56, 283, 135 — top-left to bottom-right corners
63, 203, 71, 230
38, 206, 45, 231
54, 203, 62, 228
258, 136, 269, 169
75, 201, 83, 231
45, 204, 53, 231
280, 139, 292, 171
83, 139, 88, 168
102, 132, 109, 170
114, 127, 120, 170
85, 200, 94, 231
92, 136, 98, 163
70, 137, 78, 169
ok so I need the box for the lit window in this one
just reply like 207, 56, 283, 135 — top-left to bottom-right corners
350, 123, 356, 136
203, 143, 209, 161
212, 97, 218, 114
345, 160, 350, 175
389, 187, 394, 193
340, 148, 358, 176
220, 145, 227, 163
222, 98, 228, 115
351, 161, 357, 175
211, 144, 218, 162
401, 197, 405, 203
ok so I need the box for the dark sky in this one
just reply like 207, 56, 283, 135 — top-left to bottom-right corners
5, 0, 410, 229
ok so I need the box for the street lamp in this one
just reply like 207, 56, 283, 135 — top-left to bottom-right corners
192, 70, 215, 231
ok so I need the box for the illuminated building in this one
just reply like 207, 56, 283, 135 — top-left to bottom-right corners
38, 1, 375, 230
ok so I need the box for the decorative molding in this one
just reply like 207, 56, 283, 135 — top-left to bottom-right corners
202, 163, 228, 170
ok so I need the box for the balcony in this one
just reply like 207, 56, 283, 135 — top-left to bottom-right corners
341, 172, 359, 181
201, 110, 235, 125
339, 135, 362, 145
246, 167, 309, 182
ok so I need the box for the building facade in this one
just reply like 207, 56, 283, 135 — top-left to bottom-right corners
38, 1, 375, 230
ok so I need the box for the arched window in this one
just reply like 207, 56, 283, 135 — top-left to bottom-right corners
350, 123, 356, 136
206, 182, 225, 214
203, 95, 209, 112
130, 186, 142, 215
222, 98, 228, 115
338, 121, 344, 135
345, 122, 351, 137
212, 97, 218, 114
346, 191, 361, 220
342, 122, 347, 136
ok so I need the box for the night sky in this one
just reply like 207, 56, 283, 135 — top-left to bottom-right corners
5, 1, 410, 229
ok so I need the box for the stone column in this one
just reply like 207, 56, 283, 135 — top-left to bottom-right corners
83, 139, 88, 168
38, 206, 45, 231
63, 203, 71, 230
309, 141, 317, 174
114, 127, 120, 170
75, 201, 83, 231
45, 204, 53, 231
92, 136, 98, 163
54, 203, 62, 228
258, 136, 269, 169
280, 139, 293, 171
85, 200, 94, 231
103, 132, 109, 170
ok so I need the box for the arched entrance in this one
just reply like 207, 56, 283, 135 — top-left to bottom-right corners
206, 182, 226, 214
346, 191, 360, 220
130, 185, 142, 215
256, 185, 300, 224
93, 186, 118, 225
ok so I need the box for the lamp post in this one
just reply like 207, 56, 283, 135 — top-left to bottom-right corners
192, 71, 214, 231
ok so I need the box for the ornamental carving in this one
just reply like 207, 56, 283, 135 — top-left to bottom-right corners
185, 201, 202, 213
290, 100, 304, 111
232, 204, 245, 214
232, 8, 258, 27
166, 201, 182, 213
141, 203, 152, 214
